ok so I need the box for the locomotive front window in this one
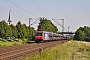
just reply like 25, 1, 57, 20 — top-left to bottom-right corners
36, 32, 42, 36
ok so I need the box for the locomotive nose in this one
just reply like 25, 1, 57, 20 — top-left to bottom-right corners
35, 36, 43, 39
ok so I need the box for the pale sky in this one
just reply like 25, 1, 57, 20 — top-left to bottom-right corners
0, 0, 90, 32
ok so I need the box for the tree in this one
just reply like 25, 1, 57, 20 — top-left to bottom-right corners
82, 26, 90, 41
28, 27, 35, 39
9, 24, 17, 38
16, 21, 24, 39
83, 26, 90, 38
73, 26, 90, 41
74, 29, 85, 41
0, 20, 35, 40
38, 18, 58, 32
0, 20, 12, 38
22, 24, 29, 38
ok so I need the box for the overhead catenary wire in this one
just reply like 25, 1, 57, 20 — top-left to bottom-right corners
17, 0, 44, 26
0, 6, 29, 19
52, 19, 68, 32
6, 0, 37, 17
2, 0, 52, 23
30, 18, 40, 26
0, 9, 27, 20
0, 3, 39, 27
19, 0, 35, 10
30, 0, 46, 17
6, 0, 43, 26
2, 0, 48, 27
19, 0, 45, 17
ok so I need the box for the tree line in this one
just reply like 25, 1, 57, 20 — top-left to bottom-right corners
74, 26, 90, 42
0, 18, 58, 40
0, 20, 35, 40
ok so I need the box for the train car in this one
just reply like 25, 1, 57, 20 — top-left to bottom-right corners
34, 30, 67, 43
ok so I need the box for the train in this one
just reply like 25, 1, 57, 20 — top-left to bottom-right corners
34, 30, 69, 43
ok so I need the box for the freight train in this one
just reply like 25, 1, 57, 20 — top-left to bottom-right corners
34, 30, 68, 43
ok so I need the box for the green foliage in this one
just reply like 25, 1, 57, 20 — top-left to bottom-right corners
26, 41, 90, 60
0, 20, 35, 41
28, 27, 35, 39
83, 26, 90, 38
9, 24, 18, 38
0, 20, 12, 38
74, 29, 85, 41
22, 24, 29, 38
13, 43, 18, 46
16, 21, 29, 39
0, 39, 35, 47
38, 18, 58, 32
74, 26, 90, 41
0, 39, 29, 47
16, 21, 35, 39
16, 21, 24, 39
86, 46, 90, 51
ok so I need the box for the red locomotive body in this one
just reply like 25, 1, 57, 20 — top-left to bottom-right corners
34, 30, 44, 43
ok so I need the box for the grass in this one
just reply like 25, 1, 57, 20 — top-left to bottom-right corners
0, 39, 35, 47
0, 40, 23, 47
26, 41, 90, 60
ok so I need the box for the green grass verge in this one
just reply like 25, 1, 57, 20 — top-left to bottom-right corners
0, 40, 24, 47
0, 39, 35, 47
26, 41, 90, 60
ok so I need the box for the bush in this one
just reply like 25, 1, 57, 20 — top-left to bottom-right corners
84, 37, 90, 42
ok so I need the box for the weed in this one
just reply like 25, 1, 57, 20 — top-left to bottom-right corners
3, 44, 6, 46
0, 44, 1, 47
13, 43, 18, 46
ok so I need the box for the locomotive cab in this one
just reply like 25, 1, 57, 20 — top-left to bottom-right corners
34, 30, 44, 43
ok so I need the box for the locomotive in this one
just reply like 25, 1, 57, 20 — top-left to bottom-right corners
34, 30, 67, 43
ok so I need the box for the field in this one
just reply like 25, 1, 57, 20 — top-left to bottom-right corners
26, 41, 90, 60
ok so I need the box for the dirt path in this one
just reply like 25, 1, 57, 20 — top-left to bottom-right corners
82, 42, 90, 46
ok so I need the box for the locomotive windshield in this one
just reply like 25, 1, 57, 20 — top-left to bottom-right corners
35, 32, 42, 36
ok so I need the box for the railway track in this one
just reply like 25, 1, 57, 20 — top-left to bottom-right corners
0, 40, 68, 60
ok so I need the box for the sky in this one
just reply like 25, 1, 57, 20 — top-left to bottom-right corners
0, 0, 90, 32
